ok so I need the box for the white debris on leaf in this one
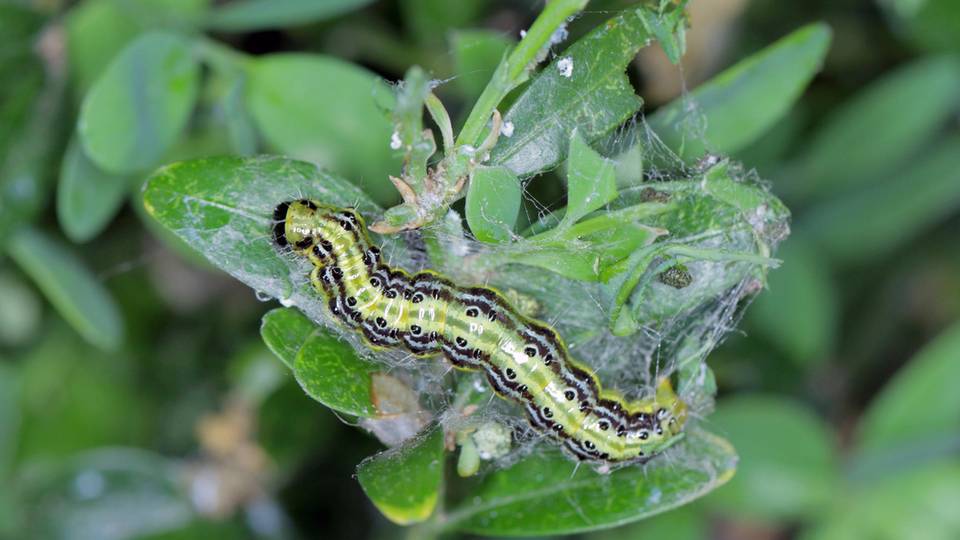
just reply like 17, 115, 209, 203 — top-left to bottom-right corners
390, 131, 402, 150
500, 121, 515, 138
557, 56, 574, 78
519, 29, 527, 38
550, 23, 568, 45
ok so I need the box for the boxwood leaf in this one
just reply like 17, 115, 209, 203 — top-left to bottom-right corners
706, 395, 837, 522
649, 23, 831, 160
856, 320, 960, 458
489, 8, 656, 177
6, 228, 123, 351
245, 54, 400, 205
57, 136, 130, 243
465, 165, 522, 243
440, 428, 735, 535
293, 329, 378, 418
357, 428, 444, 525
803, 134, 960, 265
260, 307, 317, 370
789, 55, 960, 201
79, 32, 200, 174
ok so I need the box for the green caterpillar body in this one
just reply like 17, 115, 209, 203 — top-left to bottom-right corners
273, 199, 687, 464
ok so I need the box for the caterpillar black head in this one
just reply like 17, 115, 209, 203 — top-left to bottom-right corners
273, 200, 366, 253
273, 199, 324, 250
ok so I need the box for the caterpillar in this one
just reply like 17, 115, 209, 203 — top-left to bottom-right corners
273, 199, 688, 464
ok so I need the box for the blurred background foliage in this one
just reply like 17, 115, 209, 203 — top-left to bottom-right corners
1, 0, 959, 538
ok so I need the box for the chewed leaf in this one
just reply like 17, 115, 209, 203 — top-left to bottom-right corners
443, 428, 736, 535
142, 155, 393, 323
357, 428, 444, 525
489, 8, 655, 176
260, 307, 317, 370
294, 329, 378, 418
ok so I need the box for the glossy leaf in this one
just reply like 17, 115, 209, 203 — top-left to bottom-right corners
803, 134, 960, 265
790, 55, 960, 201
706, 395, 837, 522
489, 8, 654, 176
143, 156, 387, 326
79, 32, 200, 174
57, 136, 129, 243
649, 23, 831, 159
587, 505, 704, 540
465, 166, 522, 243
441, 429, 736, 535
6, 228, 123, 351
260, 307, 317, 370
208, 0, 373, 31
246, 54, 399, 205
357, 428, 444, 525
293, 329, 378, 418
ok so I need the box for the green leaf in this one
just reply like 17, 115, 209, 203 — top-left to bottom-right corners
705, 395, 837, 522
803, 134, 960, 265
293, 329, 378, 417
857, 320, 960, 455
57, 136, 130, 243
747, 236, 838, 365
357, 428, 444, 525
465, 166, 522, 243
789, 55, 960, 201
451, 30, 513, 104
64, 0, 209, 95
649, 23, 831, 159
79, 31, 200, 174
562, 131, 618, 226
586, 505, 704, 540
802, 461, 960, 540
441, 428, 736, 535
246, 54, 400, 205
142, 156, 384, 313
489, 8, 654, 176
207, 0, 373, 31
6, 228, 123, 351
260, 307, 317, 370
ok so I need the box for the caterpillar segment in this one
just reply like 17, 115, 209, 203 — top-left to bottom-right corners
273, 199, 688, 464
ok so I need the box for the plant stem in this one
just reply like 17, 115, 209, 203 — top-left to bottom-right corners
456, 0, 588, 147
